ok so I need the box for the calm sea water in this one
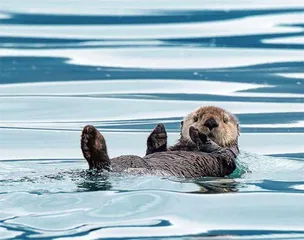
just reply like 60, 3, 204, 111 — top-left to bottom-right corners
0, 1, 304, 239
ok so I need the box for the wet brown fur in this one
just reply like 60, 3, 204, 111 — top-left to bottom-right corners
80, 106, 240, 178
81, 125, 111, 171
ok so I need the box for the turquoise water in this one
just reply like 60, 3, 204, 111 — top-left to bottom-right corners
0, 1, 304, 239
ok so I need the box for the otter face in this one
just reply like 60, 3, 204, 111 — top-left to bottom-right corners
181, 106, 239, 147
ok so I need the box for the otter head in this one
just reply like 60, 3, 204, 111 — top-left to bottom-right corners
181, 106, 240, 148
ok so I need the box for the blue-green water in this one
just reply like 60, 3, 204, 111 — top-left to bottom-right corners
0, 1, 304, 239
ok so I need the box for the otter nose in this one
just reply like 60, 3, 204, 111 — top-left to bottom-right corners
204, 117, 219, 131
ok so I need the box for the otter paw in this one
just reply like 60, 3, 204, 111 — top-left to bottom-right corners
189, 126, 211, 150
189, 126, 199, 142
189, 126, 221, 153
189, 126, 207, 144
81, 125, 97, 161
146, 123, 168, 155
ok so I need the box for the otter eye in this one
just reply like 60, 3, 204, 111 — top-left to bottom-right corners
193, 116, 198, 122
223, 115, 229, 123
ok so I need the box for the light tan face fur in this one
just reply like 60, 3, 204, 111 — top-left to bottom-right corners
181, 106, 240, 147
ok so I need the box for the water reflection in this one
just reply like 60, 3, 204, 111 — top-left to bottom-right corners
75, 170, 113, 192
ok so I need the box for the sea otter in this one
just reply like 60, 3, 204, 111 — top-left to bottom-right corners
80, 106, 240, 178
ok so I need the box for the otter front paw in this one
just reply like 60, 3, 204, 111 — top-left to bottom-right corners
189, 126, 206, 147
189, 126, 221, 153
146, 123, 168, 155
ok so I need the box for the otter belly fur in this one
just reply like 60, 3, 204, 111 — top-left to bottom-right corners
80, 106, 240, 178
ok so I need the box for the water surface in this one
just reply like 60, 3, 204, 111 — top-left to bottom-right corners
0, 1, 304, 239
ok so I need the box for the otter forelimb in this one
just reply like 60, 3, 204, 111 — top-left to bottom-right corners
146, 124, 222, 154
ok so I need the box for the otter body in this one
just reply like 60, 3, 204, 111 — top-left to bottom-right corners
81, 106, 240, 178
110, 148, 238, 178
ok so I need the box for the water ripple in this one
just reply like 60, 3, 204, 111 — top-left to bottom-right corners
1, 1, 304, 239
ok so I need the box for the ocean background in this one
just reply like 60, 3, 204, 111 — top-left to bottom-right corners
0, 1, 304, 239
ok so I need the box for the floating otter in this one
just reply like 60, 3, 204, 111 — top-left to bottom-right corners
80, 106, 240, 178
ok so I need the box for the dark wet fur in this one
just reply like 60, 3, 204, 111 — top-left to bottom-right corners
81, 125, 111, 171
81, 122, 238, 178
